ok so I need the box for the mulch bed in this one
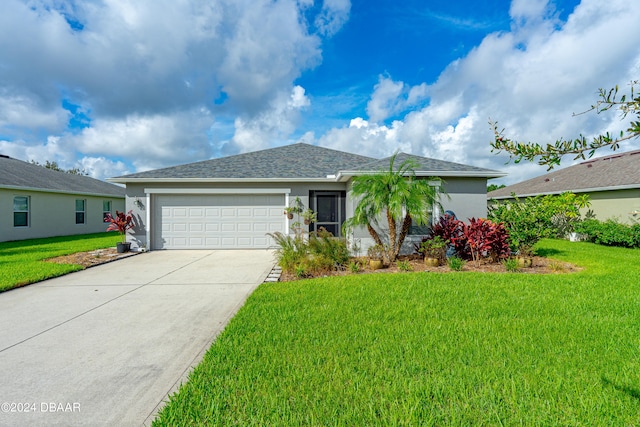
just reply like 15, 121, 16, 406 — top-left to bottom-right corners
45, 248, 138, 268
279, 254, 581, 282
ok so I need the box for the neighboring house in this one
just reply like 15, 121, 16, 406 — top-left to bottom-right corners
1, 155, 126, 242
109, 143, 505, 251
488, 149, 640, 223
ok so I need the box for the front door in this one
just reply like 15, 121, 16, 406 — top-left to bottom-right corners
310, 191, 346, 237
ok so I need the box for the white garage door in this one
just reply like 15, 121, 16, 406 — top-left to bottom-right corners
153, 194, 285, 249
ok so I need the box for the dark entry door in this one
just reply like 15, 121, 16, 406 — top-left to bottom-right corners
310, 191, 345, 237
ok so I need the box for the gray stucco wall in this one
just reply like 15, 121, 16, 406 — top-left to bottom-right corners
123, 176, 488, 253
1, 188, 125, 242
124, 181, 349, 250
349, 177, 490, 255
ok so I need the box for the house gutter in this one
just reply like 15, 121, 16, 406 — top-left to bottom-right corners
336, 170, 507, 182
488, 183, 640, 200
0, 184, 125, 198
107, 177, 340, 184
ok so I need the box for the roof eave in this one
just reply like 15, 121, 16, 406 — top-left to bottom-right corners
108, 177, 342, 184
488, 182, 640, 199
337, 170, 506, 181
0, 184, 125, 198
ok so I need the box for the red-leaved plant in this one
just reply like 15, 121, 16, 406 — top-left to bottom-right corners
430, 214, 471, 259
105, 210, 134, 243
463, 217, 511, 266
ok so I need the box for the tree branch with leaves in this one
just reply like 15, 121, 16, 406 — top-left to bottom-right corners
490, 80, 640, 170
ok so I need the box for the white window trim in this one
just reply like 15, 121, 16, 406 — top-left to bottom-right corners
13, 195, 30, 228
76, 199, 87, 225
103, 200, 112, 220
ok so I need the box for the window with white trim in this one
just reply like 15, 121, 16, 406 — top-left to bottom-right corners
75, 199, 86, 224
13, 196, 29, 227
103, 200, 111, 221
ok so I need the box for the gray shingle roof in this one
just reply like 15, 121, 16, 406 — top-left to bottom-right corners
113, 143, 375, 180
0, 155, 125, 197
488, 149, 640, 199
112, 143, 504, 181
346, 153, 503, 177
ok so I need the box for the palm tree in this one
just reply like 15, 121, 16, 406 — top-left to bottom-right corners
344, 153, 442, 262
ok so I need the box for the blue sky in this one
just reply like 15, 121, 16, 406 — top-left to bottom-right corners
0, 0, 638, 184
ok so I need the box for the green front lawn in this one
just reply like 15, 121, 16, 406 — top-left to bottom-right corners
154, 240, 640, 426
0, 232, 121, 292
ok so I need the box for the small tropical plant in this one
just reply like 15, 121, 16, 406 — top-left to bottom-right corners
418, 236, 447, 261
302, 208, 317, 225
447, 256, 465, 271
502, 257, 520, 272
343, 153, 443, 262
268, 232, 307, 273
348, 261, 361, 273
397, 260, 412, 271
462, 218, 511, 266
367, 244, 386, 261
104, 210, 134, 243
307, 229, 350, 270
430, 214, 470, 259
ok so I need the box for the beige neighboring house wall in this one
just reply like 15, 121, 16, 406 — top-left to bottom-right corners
1, 188, 125, 242
1, 155, 126, 243
488, 149, 640, 224
581, 189, 640, 223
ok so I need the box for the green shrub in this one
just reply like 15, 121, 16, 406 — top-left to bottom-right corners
448, 256, 465, 271
502, 257, 520, 272
396, 260, 412, 272
575, 218, 640, 248
270, 229, 350, 275
307, 230, 350, 268
488, 192, 590, 253
268, 232, 307, 273
348, 261, 361, 273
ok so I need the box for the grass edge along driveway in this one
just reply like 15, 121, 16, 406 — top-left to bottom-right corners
154, 239, 640, 426
0, 232, 121, 292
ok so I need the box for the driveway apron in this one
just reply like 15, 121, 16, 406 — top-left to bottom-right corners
0, 250, 275, 427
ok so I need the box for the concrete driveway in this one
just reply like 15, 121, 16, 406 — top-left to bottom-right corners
0, 250, 275, 427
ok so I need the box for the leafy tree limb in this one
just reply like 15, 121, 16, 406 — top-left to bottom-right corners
490, 80, 640, 170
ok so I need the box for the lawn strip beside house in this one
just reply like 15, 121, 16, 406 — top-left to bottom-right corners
0, 232, 121, 292
153, 239, 640, 426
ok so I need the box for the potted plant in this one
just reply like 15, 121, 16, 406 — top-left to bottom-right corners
105, 210, 135, 253
419, 236, 446, 267
367, 244, 385, 270
284, 206, 295, 220
284, 197, 304, 220
515, 244, 534, 268
302, 208, 317, 225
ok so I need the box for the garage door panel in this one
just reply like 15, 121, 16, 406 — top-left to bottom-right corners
189, 208, 204, 217
173, 208, 188, 217
154, 194, 285, 249
220, 208, 235, 218
205, 223, 219, 232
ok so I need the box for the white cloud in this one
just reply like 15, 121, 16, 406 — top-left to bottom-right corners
228, 86, 311, 153
314, 0, 351, 36
318, 0, 640, 184
366, 76, 429, 123
0, 91, 68, 133
78, 156, 130, 180
0, 0, 348, 176
67, 108, 214, 171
